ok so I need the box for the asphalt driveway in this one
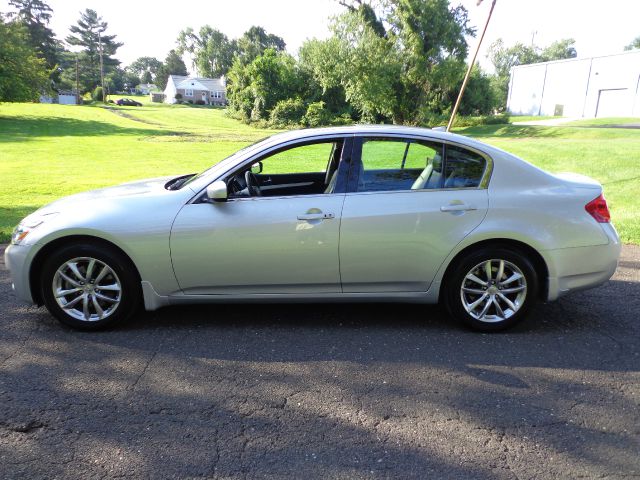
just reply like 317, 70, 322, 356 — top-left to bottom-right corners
1, 244, 639, 479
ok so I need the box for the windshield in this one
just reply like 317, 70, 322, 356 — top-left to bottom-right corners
178, 135, 273, 189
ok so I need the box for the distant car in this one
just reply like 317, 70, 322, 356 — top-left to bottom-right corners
116, 98, 142, 107
5, 126, 620, 331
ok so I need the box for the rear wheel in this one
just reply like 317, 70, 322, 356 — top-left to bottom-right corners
444, 247, 538, 331
40, 243, 141, 330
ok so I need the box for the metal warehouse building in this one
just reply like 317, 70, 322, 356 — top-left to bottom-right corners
507, 49, 640, 118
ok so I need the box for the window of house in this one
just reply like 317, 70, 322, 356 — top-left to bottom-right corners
184, 89, 193, 97
211, 91, 223, 99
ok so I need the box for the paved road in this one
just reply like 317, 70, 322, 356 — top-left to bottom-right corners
1, 244, 639, 479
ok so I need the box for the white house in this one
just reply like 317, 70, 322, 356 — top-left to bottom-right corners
507, 49, 640, 118
163, 75, 226, 105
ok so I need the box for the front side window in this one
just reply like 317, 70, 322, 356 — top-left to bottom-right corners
226, 139, 347, 198
356, 138, 443, 192
184, 89, 193, 97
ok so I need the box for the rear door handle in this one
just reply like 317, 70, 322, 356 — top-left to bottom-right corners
440, 203, 477, 212
297, 212, 335, 221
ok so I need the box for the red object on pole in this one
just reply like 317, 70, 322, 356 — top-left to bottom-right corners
446, 0, 497, 132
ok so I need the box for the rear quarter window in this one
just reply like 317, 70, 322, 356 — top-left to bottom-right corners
443, 145, 486, 188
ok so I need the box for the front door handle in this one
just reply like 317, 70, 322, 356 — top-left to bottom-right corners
440, 203, 477, 212
297, 212, 335, 221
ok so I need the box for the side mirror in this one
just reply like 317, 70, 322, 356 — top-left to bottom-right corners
250, 161, 263, 174
206, 180, 228, 202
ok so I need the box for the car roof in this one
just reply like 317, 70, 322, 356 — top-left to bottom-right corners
263, 125, 493, 153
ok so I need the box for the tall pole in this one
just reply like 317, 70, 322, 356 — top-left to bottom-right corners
98, 31, 105, 102
446, 0, 497, 132
75, 55, 80, 105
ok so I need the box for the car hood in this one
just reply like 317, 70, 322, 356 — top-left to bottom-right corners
34, 175, 187, 215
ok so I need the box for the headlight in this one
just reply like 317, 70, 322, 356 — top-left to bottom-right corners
10, 213, 58, 245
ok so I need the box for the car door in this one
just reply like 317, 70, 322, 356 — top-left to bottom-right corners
170, 137, 351, 295
339, 136, 490, 293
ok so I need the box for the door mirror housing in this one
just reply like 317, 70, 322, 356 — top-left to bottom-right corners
206, 180, 228, 202
250, 161, 263, 174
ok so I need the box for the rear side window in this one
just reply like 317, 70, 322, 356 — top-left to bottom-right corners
357, 138, 444, 192
443, 145, 486, 188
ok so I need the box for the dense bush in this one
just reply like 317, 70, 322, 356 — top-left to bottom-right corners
195, 99, 205, 105
304, 101, 331, 127
92, 86, 104, 102
269, 98, 306, 126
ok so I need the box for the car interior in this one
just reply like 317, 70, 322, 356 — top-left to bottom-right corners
226, 140, 346, 198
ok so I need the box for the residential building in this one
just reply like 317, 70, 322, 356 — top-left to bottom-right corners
163, 75, 226, 105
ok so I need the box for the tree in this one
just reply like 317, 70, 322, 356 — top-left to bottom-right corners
227, 48, 301, 121
308, 0, 474, 123
0, 17, 49, 101
236, 26, 286, 65
126, 56, 163, 84
624, 36, 640, 51
176, 26, 236, 77
540, 38, 577, 61
65, 9, 122, 93
155, 49, 188, 90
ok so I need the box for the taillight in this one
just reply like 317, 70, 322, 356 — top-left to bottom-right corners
585, 193, 611, 223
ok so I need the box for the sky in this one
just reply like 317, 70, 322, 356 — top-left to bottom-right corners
2, 0, 639, 72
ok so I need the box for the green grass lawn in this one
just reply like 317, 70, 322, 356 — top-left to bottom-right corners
0, 102, 638, 244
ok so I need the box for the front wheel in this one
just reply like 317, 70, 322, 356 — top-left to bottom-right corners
40, 243, 141, 330
444, 247, 539, 331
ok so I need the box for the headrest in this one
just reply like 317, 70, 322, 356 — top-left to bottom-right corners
432, 154, 442, 172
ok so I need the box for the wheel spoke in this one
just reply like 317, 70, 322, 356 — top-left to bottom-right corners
96, 283, 120, 292
500, 285, 526, 294
468, 293, 488, 310
466, 274, 487, 287
484, 260, 493, 282
93, 265, 109, 284
94, 292, 118, 303
500, 272, 522, 286
85, 259, 96, 281
63, 294, 84, 310
462, 287, 485, 294
478, 296, 493, 318
82, 294, 91, 320
493, 296, 505, 318
497, 292, 517, 311
496, 260, 504, 282
67, 262, 85, 281
91, 294, 104, 319
58, 271, 81, 287
55, 287, 81, 298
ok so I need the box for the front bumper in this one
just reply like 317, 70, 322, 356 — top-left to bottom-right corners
4, 243, 35, 304
545, 224, 621, 301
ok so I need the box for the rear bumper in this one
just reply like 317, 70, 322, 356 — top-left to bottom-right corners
4, 243, 35, 304
545, 224, 621, 301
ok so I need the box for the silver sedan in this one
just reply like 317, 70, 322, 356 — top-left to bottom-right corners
4, 126, 621, 331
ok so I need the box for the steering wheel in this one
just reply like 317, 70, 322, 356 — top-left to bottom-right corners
244, 170, 262, 197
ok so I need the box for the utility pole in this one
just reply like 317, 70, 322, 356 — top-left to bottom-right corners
98, 31, 106, 103
446, 0, 498, 132
75, 55, 80, 105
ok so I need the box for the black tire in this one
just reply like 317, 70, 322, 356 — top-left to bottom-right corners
40, 243, 141, 330
443, 246, 539, 332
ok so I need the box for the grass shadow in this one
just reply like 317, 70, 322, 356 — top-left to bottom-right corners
0, 115, 166, 142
